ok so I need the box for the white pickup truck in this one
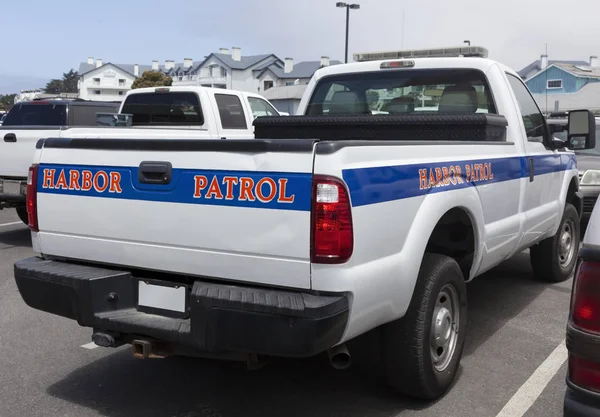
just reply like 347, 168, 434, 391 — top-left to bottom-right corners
13, 46, 596, 400
0, 87, 280, 224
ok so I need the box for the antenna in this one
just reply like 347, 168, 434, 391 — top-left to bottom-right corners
545, 43, 548, 115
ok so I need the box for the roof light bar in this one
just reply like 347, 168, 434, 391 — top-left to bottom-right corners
353, 46, 489, 62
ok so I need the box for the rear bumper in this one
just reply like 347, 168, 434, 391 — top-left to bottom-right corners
565, 322, 600, 416
565, 383, 600, 417
14, 256, 349, 357
0, 178, 27, 206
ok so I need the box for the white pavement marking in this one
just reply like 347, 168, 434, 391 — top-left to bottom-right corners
81, 342, 100, 350
495, 339, 568, 417
0, 221, 23, 227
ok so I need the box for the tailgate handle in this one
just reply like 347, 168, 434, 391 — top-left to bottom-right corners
3, 133, 16, 143
138, 161, 172, 185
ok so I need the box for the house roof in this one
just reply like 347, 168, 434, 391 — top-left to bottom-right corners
78, 61, 202, 77
517, 59, 589, 78
261, 60, 343, 79
554, 62, 600, 78
193, 53, 276, 72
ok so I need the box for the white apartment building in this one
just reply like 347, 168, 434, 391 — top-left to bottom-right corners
77, 48, 340, 103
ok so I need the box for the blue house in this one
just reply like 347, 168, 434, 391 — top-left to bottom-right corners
518, 55, 600, 94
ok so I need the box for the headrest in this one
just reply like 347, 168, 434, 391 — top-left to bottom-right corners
438, 84, 478, 113
328, 91, 366, 114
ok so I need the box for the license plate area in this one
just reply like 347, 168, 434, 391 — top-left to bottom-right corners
1, 180, 22, 196
136, 279, 189, 319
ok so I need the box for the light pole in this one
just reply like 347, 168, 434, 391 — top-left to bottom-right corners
336, 2, 360, 63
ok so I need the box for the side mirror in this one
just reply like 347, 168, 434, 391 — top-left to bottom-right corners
568, 109, 596, 150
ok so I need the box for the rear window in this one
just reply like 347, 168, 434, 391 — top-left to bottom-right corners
305, 68, 497, 116
2, 103, 67, 126
121, 92, 204, 126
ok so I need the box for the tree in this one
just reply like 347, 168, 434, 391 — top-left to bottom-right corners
0, 94, 17, 111
131, 71, 173, 89
43, 69, 79, 94
44, 79, 63, 94
62, 69, 79, 93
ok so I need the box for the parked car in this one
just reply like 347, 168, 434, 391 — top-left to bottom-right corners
564, 196, 600, 416
0, 99, 120, 223
0, 87, 279, 224
13, 46, 596, 401
550, 113, 600, 226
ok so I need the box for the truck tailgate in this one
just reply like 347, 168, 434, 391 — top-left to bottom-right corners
35, 138, 315, 290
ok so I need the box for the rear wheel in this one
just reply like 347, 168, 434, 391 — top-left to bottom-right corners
382, 253, 467, 400
530, 203, 580, 283
16, 207, 28, 225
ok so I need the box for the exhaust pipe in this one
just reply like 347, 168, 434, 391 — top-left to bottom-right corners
327, 343, 351, 370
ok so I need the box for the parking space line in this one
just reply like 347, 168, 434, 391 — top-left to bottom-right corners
495, 339, 567, 417
0, 221, 23, 227
81, 342, 100, 350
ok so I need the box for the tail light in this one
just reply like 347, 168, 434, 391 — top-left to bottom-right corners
572, 260, 600, 334
26, 164, 38, 232
569, 355, 600, 393
311, 175, 353, 264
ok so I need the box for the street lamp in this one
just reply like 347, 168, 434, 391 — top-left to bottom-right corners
336, 2, 360, 63
464, 40, 471, 46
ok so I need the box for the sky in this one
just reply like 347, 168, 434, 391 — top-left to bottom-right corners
1, 0, 600, 92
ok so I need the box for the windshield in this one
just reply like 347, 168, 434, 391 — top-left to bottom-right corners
2, 103, 67, 126
305, 68, 497, 116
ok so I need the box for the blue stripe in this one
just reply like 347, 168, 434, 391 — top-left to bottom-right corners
342, 153, 576, 207
37, 164, 313, 211
37, 153, 576, 210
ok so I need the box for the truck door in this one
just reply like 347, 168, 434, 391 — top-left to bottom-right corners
505, 73, 564, 244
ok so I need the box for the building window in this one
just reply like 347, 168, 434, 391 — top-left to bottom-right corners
285, 81, 294, 86
94, 90, 101, 95
118, 79, 126, 86
547, 79, 562, 89
93, 78, 100, 86
118, 91, 124, 96
264, 80, 274, 91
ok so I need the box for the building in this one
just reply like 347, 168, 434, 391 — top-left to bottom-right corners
517, 55, 600, 112
258, 56, 342, 114
77, 57, 201, 101
77, 49, 341, 104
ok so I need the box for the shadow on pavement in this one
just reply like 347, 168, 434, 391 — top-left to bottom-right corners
45, 250, 554, 417
0, 226, 31, 249
463, 250, 552, 356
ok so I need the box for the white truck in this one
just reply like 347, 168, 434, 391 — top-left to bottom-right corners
0, 87, 280, 224
13, 46, 596, 400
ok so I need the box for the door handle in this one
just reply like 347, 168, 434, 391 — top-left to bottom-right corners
3, 133, 16, 143
138, 161, 172, 185
529, 157, 534, 182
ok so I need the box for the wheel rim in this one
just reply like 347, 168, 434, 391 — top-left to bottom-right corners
558, 219, 576, 268
430, 283, 460, 373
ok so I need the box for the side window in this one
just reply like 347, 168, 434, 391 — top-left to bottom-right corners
215, 94, 248, 129
248, 97, 279, 118
506, 74, 545, 143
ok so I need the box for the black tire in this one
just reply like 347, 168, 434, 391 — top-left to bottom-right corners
530, 203, 579, 283
382, 253, 467, 400
16, 207, 28, 225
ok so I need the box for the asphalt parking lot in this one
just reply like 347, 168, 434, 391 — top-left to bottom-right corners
0, 208, 573, 417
